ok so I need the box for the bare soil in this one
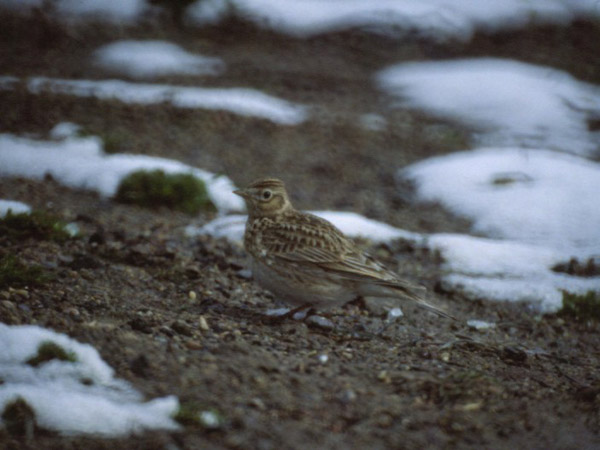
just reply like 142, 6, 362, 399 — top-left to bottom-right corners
1, 10, 599, 450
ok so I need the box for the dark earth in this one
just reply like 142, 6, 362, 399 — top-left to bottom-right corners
1, 7, 600, 449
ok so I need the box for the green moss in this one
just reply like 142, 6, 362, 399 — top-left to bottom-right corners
0, 255, 49, 289
26, 341, 77, 367
559, 291, 600, 321
0, 210, 72, 242
1, 397, 36, 437
115, 169, 215, 214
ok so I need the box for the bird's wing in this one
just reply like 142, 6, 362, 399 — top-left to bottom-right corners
261, 212, 404, 284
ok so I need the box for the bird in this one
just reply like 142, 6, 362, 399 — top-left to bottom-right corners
233, 177, 452, 319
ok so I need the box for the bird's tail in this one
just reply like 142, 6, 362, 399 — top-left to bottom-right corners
366, 280, 456, 320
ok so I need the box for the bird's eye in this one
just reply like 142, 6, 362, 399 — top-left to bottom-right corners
262, 190, 272, 200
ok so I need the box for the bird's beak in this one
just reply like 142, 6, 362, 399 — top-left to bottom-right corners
233, 189, 249, 198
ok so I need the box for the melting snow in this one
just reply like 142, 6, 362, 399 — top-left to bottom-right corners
0, 76, 308, 126
186, 0, 600, 41
0, 323, 179, 436
0, 124, 245, 213
378, 59, 600, 156
404, 148, 600, 255
0, 200, 31, 217
93, 40, 225, 79
403, 148, 600, 312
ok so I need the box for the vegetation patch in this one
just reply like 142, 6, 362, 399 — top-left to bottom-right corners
1, 397, 36, 437
552, 257, 600, 277
0, 210, 72, 242
115, 170, 215, 214
0, 255, 49, 289
26, 341, 77, 367
559, 290, 600, 321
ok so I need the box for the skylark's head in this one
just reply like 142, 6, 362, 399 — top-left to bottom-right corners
234, 178, 292, 217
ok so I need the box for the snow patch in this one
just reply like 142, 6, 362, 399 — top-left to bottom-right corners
186, 0, 600, 41
403, 148, 600, 312
378, 59, 600, 156
0, 200, 31, 217
0, 324, 179, 436
404, 148, 600, 256
0, 125, 245, 213
0, 76, 308, 126
93, 40, 224, 79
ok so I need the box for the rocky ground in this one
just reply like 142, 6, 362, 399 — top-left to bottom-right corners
1, 10, 599, 449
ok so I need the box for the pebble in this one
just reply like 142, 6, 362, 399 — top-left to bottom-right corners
236, 269, 253, 279
9, 288, 29, 298
188, 291, 197, 301
199, 315, 210, 331
338, 389, 357, 403
305, 315, 334, 330
386, 307, 404, 321
377, 370, 391, 383
265, 308, 290, 317
1, 300, 17, 312
171, 320, 193, 337
199, 410, 223, 429
467, 319, 496, 330
318, 354, 329, 364
249, 398, 266, 410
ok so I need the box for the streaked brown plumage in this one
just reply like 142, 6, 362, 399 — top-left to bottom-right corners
234, 177, 451, 318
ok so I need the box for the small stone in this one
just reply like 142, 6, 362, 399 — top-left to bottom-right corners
188, 290, 197, 301
249, 398, 266, 410
458, 401, 483, 412
1, 300, 17, 312
236, 269, 253, 279
338, 389, 357, 403
185, 340, 203, 350
318, 354, 329, 364
292, 309, 309, 320
171, 320, 193, 337
199, 410, 223, 429
377, 370, 391, 383
11, 288, 29, 298
65, 307, 80, 318
265, 308, 290, 317
386, 307, 404, 321
364, 296, 400, 316
467, 319, 496, 330
305, 315, 334, 330
199, 315, 210, 331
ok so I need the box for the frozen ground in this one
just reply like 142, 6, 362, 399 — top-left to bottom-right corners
0, 324, 179, 436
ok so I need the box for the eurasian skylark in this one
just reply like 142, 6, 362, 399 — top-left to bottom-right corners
234, 178, 451, 318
